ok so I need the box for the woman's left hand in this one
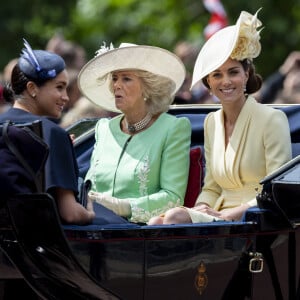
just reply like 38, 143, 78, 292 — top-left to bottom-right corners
218, 204, 251, 221
69, 134, 76, 143
88, 191, 131, 217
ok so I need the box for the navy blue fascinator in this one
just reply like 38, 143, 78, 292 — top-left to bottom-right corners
18, 39, 65, 81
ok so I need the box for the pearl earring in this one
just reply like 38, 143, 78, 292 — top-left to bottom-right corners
144, 97, 147, 101
32, 94, 36, 98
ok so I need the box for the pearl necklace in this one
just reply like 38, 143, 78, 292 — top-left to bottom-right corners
124, 112, 152, 134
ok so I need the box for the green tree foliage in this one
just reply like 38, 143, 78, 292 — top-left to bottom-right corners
0, 0, 300, 79
224, 0, 300, 78
0, 0, 75, 73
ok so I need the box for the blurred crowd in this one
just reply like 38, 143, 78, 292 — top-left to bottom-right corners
1, 35, 300, 130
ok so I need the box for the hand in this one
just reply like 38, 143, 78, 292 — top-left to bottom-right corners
218, 204, 250, 221
88, 190, 103, 202
279, 51, 300, 75
88, 191, 131, 217
69, 134, 76, 143
192, 203, 210, 212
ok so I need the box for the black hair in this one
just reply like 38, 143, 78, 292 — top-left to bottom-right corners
3, 64, 58, 103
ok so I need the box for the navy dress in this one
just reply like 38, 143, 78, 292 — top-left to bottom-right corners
0, 108, 78, 198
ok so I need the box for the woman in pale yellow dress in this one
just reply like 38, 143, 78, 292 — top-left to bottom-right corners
149, 10, 292, 225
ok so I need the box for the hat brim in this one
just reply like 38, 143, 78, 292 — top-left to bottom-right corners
191, 24, 239, 90
78, 45, 186, 112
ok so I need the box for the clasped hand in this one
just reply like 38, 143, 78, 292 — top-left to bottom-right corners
88, 191, 131, 217
192, 203, 249, 221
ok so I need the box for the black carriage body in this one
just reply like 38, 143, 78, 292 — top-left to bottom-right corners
64, 221, 300, 300
0, 104, 300, 300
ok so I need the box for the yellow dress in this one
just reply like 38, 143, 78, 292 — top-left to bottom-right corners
188, 96, 292, 222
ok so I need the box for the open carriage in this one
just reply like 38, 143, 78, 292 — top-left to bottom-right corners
0, 104, 300, 300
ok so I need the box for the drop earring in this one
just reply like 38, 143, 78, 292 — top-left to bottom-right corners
207, 84, 213, 96
244, 86, 248, 97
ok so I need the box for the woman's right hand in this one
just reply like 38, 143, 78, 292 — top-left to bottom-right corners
192, 203, 223, 219
192, 203, 210, 212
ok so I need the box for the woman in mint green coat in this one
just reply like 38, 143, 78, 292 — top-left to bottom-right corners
78, 43, 191, 224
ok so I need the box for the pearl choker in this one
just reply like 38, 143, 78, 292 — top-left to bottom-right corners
124, 112, 152, 134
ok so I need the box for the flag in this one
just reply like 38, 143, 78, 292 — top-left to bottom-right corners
203, 0, 228, 40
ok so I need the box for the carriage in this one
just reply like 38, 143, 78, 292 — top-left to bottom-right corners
0, 104, 300, 300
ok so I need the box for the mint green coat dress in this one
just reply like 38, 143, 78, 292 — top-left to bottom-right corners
85, 113, 191, 223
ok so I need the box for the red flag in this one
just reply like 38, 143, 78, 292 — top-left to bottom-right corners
203, 0, 228, 40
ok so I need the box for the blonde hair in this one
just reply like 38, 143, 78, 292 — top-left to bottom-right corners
108, 70, 175, 115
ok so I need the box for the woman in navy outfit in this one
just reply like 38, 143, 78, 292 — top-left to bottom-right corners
0, 39, 95, 225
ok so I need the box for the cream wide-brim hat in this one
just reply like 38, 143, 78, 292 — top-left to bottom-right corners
191, 10, 262, 90
78, 43, 186, 112
190, 25, 238, 90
